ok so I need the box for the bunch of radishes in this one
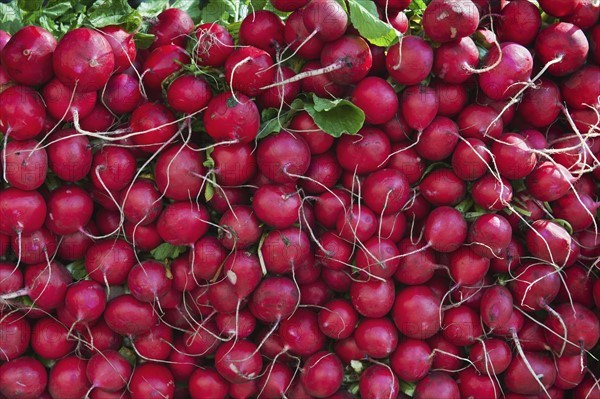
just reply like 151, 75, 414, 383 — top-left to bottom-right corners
0, 0, 599, 398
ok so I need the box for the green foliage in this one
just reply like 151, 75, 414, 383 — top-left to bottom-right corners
150, 242, 187, 261
347, 0, 399, 47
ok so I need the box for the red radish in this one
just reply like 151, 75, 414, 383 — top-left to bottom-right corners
256, 362, 292, 399
359, 364, 401, 399
47, 129, 93, 182
415, 116, 459, 161
526, 161, 575, 202
510, 262, 561, 312
518, 78, 562, 128
479, 42, 533, 101
303, 0, 348, 42
63, 279, 106, 325
431, 80, 468, 117
129, 363, 175, 399
42, 77, 97, 122
471, 174, 513, 211
300, 151, 343, 193
336, 127, 391, 174
470, 338, 511, 375
261, 227, 311, 274
130, 102, 177, 152
480, 285, 513, 330
128, 260, 171, 303
535, 22, 589, 76
451, 138, 491, 181
420, 168, 466, 206
194, 23, 234, 67
154, 143, 206, 201
284, 10, 324, 60
53, 28, 114, 92
218, 205, 262, 250
256, 132, 311, 183
188, 368, 229, 399
386, 36, 434, 85
573, 377, 600, 399
156, 202, 210, 246
188, 236, 227, 280
497, 0, 541, 45
448, 246, 490, 286
413, 372, 460, 399
167, 75, 212, 114
492, 133, 537, 179
142, 44, 190, 93
554, 355, 587, 389
544, 302, 600, 356
429, 334, 464, 372
0, 312, 30, 360
424, 206, 467, 252
103, 294, 158, 336
85, 238, 135, 285
216, 309, 256, 339
280, 308, 327, 356
393, 285, 442, 340
442, 305, 483, 346
539, 0, 578, 17
48, 356, 90, 399
561, 65, 600, 110
362, 168, 410, 214
288, 112, 333, 154
317, 298, 358, 339
0, 188, 47, 236
351, 77, 398, 124
401, 85, 439, 131
456, 367, 501, 399
457, 104, 504, 142
299, 61, 345, 98
504, 351, 556, 395
132, 321, 173, 361
390, 339, 432, 382
388, 142, 425, 184
320, 35, 373, 85
355, 317, 398, 358
423, 0, 479, 42
433, 37, 478, 84
1, 139, 47, 191
225, 46, 276, 96
149, 8, 194, 50
0, 85, 46, 140
394, 239, 437, 285
563, 0, 600, 29
350, 278, 395, 318
203, 92, 260, 144
468, 213, 512, 259
240, 10, 285, 57
45, 185, 93, 235
87, 350, 131, 393
336, 204, 377, 243
121, 179, 162, 225
79, 103, 115, 132
300, 351, 343, 398
0, 357, 48, 399
99, 25, 136, 72
103, 74, 143, 114
249, 276, 299, 323
215, 340, 263, 384
257, 66, 301, 109
552, 191, 599, 232
525, 220, 572, 266
1, 26, 56, 86
314, 189, 351, 229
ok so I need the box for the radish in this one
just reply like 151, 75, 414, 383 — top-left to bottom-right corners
362, 168, 410, 214
280, 308, 327, 356
47, 129, 93, 182
167, 75, 212, 114
256, 131, 311, 183
480, 285, 513, 330
390, 339, 433, 382
413, 372, 460, 399
194, 23, 234, 67
129, 102, 177, 152
0, 85, 46, 140
45, 184, 94, 235
299, 60, 345, 98
431, 80, 468, 117
469, 337, 511, 375
468, 213, 512, 259
300, 151, 343, 194
336, 127, 391, 174
121, 179, 162, 225
284, 9, 324, 60
0, 312, 30, 360
79, 103, 115, 132
504, 351, 556, 395
156, 202, 210, 246
48, 355, 91, 399
393, 285, 442, 340
128, 260, 172, 303
395, 239, 437, 285
1, 26, 56, 86
554, 354, 587, 389
218, 205, 262, 250
188, 368, 229, 399
401, 85, 439, 131
491, 133, 537, 179
442, 305, 483, 346
215, 340, 263, 384
249, 276, 299, 323
544, 302, 600, 356
471, 174, 513, 211
350, 278, 395, 318
86, 350, 131, 393
448, 246, 490, 286
203, 92, 260, 144
433, 37, 478, 84
99, 25, 136, 73
424, 206, 467, 252
103, 294, 158, 336
0, 187, 47, 236
518, 78, 562, 128
479, 42, 533, 101
261, 227, 311, 274
303, 0, 348, 42
457, 104, 504, 141
257, 362, 292, 399
552, 191, 600, 232
510, 262, 561, 312
561, 65, 600, 110
240, 11, 285, 57
428, 334, 464, 372
539, 0, 578, 17
354, 317, 398, 358
300, 351, 343, 398
351, 77, 398, 124
386, 36, 434, 85
535, 22, 589, 76
320, 35, 372, 85
129, 363, 175, 399
149, 8, 194, 50
317, 298, 358, 339
359, 364, 401, 399
225, 46, 276, 96
525, 220, 572, 266
456, 367, 501, 399
142, 44, 190, 93
423, 0, 480, 43
53, 28, 115, 92
497, 0, 542, 45
271, 0, 309, 11
451, 138, 491, 181
85, 238, 135, 285
0, 357, 48, 399
1, 139, 47, 191
130, 322, 172, 362
336, 204, 378, 243
154, 143, 206, 201
42, 77, 97, 121
103, 74, 143, 115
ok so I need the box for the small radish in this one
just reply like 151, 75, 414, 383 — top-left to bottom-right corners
154, 143, 206, 201
257, 66, 301, 110
479, 42, 533, 101
156, 201, 210, 246
413, 372, 460, 399
130, 102, 177, 152
149, 8, 194, 50
442, 305, 483, 346
142, 44, 190, 93
103, 74, 143, 114
503, 351, 556, 395
497, 0, 542, 45
215, 340, 263, 384
433, 37, 479, 84
225, 46, 276, 96
525, 220, 572, 266
0, 85, 46, 140
359, 364, 400, 399
188, 368, 229, 399
355, 317, 398, 359
451, 138, 491, 181
423, 0, 480, 43
0, 312, 30, 360
393, 285, 442, 340
420, 168, 466, 206
468, 213, 512, 259
415, 116, 460, 161
469, 338, 512, 375
86, 350, 132, 393
544, 302, 600, 356
351, 77, 398, 124
0, 187, 47, 236
85, 238, 135, 285
300, 351, 343, 397
99, 25, 137, 72
491, 133, 537, 179
45, 185, 94, 235
457, 104, 504, 141
103, 294, 158, 336
203, 92, 260, 144
239, 10, 285, 57
480, 285, 514, 330
390, 339, 433, 383
194, 23, 234, 67
320, 35, 372, 85
42, 77, 97, 122
167, 75, 212, 114
0, 357, 48, 399
128, 260, 172, 303
249, 276, 299, 323
30, 317, 75, 360
284, 9, 324, 60
1, 139, 48, 191
303, 0, 348, 42
48, 356, 91, 399
386, 36, 434, 86
535, 22, 589, 76
336, 127, 391, 174
129, 363, 175, 399
471, 174, 513, 211
424, 206, 467, 252
218, 205, 262, 250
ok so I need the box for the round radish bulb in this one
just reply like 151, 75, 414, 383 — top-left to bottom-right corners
0, 357, 48, 399
154, 143, 206, 201
431, 80, 468, 117
87, 350, 132, 393
239, 10, 285, 57
218, 205, 262, 250
156, 202, 210, 246
284, 10, 325, 60
544, 302, 600, 356
85, 238, 135, 285
355, 237, 401, 279
539, 0, 578, 16
0, 188, 47, 236
479, 42, 533, 101
130, 102, 177, 153
225, 46, 276, 96
442, 305, 483, 346
280, 308, 327, 356
103, 74, 143, 114
497, 0, 542, 45
504, 351, 556, 395
395, 239, 437, 285
45, 185, 93, 235
423, 0, 480, 43
79, 103, 115, 133
469, 338, 511, 375
303, 0, 348, 42
128, 260, 172, 303
535, 22, 589, 76
142, 44, 190, 93
420, 168, 466, 206
1, 139, 47, 191
252, 184, 301, 229
318, 298, 358, 339
64, 280, 106, 324
336, 204, 377, 243
393, 285, 442, 340
471, 174, 513, 211
42, 77, 97, 122
415, 116, 459, 161
351, 77, 398, 124
256, 131, 311, 183
355, 317, 398, 359
31, 317, 75, 360
53, 28, 114, 92
518, 78, 562, 128
261, 227, 311, 274
552, 191, 600, 232
167, 75, 212, 114
413, 372, 460, 399
554, 354, 587, 390
249, 277, 299, 323
149, 8, 194, 50
491, 133, 537, 179
457, 104, 504, 142
321, 35, 372, 85
300, 151, 343, 194
386, 36, 433, 85
257, 66, 301, 110
104, 294, 158, 336
0, 85, 46, 140
457, 367, 501, 398
1, 26, 56, 86
215, 340, 263, 384
203, 92, 260, 144
336, 126, 391, 174
433, 37, 478, 84
256, 362, 293, 399
359, 364, 400, 399
121, 179, 163, 225
0, 312, 30, 360
424, 206, 467, 252
188, 368, 229, 399
99, 25, 137, 72
561, 65, 600, 110
401, 85, 439, 131
390, 339, 432, 383
525, 219, 572, 266
468, 213, 512, 259
300, 351, 343, 398
48, 356, 91, 399
480, 285, 513, 330
194, 23, 234, 67
526, 161, 575, 202
362, 168, 409, 215
509, 262, 561, 311
451, 138, 491, 181
129, 363, 175, 399
350, 279, 396, 318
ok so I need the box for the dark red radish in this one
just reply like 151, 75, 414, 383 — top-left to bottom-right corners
563, 0, 600, 28
167, 75, 212, 114
208, 186, 250, 214
249, 276, 299, 323
535, 22, 589, 76
552, 191, 599, 232
401, 85, 439, 131
518, 78, 562, 128
448, 246, 490, 286
573, 376, 600, 399
300, 351, 343, 398
128, 260, 171, 303
154, 143, 206, 201
103, 74, 143, 115
124, 222, 162, 252
469, 338, 511, 376
1, 139, 47, 191
393, 285, 442, 340
0, 188, 47, 236
47, 129, 93, 182
251, 184, 300, 229
490, 237, 524, 274
314, 188, 351, 229
493, 307, 525, 339
257, 66, 301, 110
303, 0, 348, 42
456, 367, 501, 399
63, 279, 106, 325
217, 205, 262, 250
491, 133, 537, 179
333, 336, 368, 366
362, 168, 410, 215
390, 339, 432, 382
320, 35, 372, 85
525, 220, 572, 266
45, 185, 93, 235
457, 104, 504, 142
256, 362, 293, 399
510, 262, 561, 311
256, 132, 311, 183
335, 204, 377, 243
354, 317, 398, 359
336, 127, 391, 174
270, 0, 309, 11
554, 354, 586, 389
433, 37, 478, 84
284, 10, 324, 60
413, 372, 460, 399
85, 238, 135, 285
479, 42, 533, 101
428, 334, 464, 372
1, 26, 56, 86
142, 44, 189, 92
204, 92, 260, 144
380, 112, 413, 142
420, 168, 466, 206
431, 80, 468, 117
451, 138, 491, 181
0, 357, 48, 399
239, 10, 285, 57
156, 202, 210, 246
442, 305, 483, 346
561, 65, 600, 110
183, 320, 221, 355
521, 128, 548, 151
378, 211, 407, 243
87, 350, 131, 393
480, 285, 513, 330
556, 265, 595, 307
359, 364, 401, 399
471, 174, 513, 211
386, 36, 433, 85
289, 111, 334, 154
261, 227, 311, 274
351, 77, 398, 124
300, 60, 346, 98
188, 368, 229, 399
0, 312, 30, 360
423, 0, 479, 42
350, 278, 395, 318
394, 239, 437, 285
129, 363, 175, 399
121, 179, 162, 225
53, 28, 114, 91
79, 102, 115, 132
0, 85, 46, 140
214, 340, 262, 385
317, 298, 358, 339
300, 151, 342, 194
415, 116, 459, 161
468, 213, 512, 259
15, 261, 71, 311
0, 263, 23, 296
194, 23, 234, 67
130, 102, 177, 152
216, 309, 256, 340
103, 294, 158, 336
300, 279, 333, 307
80, 319, 122, 355
48, 356, 90, 399
504, 351, 556, 395
98, 25, 136, 73
497, 0, 541, 45
354, 237, 400, 279
131, 319, 173, 360
149, 8, 194, 50
280, 308, 327, 356
388, 142, 426, 184
424, 206, 467, 252
544, 302, 600, 356
42, 77, 97, 122
539, 0, 578, 17
225, 46, 275, 96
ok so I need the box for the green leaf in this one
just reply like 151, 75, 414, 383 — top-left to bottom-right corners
200, 0, 238, 24
150, 242, 187, 261
171, 0, 201, 22
0, 3, 23, 34
87, 0, 135, 28
18, 0, 44, 12
66, 259, 88, 281
347, 0, 399, 47
399, 380, 417, 397
43, 1, 74, 19
133, 32, 155, 49
304, 94, 365, 138
136, 0, 169, 18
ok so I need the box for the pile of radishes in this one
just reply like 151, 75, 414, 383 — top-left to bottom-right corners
0, 0, 599, 397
